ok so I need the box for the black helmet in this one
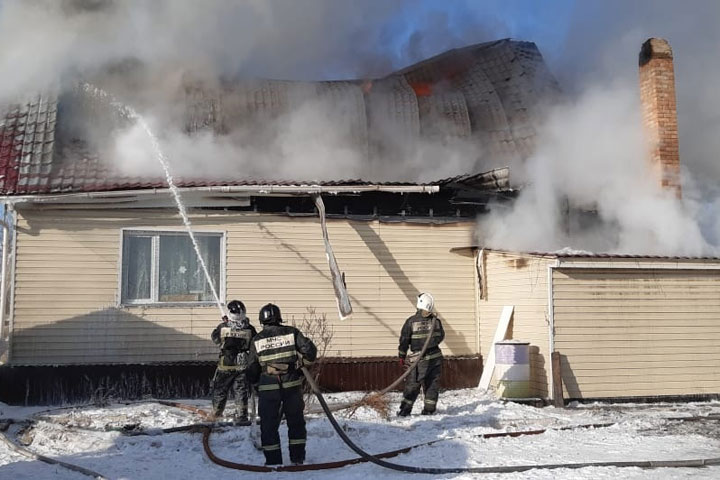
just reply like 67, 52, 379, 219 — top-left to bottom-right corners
259, 303, 282, 325
227, 300, 246, 315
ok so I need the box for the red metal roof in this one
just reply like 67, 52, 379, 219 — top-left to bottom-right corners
0, 93, 57, 195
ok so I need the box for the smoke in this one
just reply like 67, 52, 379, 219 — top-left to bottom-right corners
553, 0, 720, 191
478, 0, 720, 255
109, 84, 481, 182
0, 0, 500, 182
479, 83, 712, 255
0, 0, 502, 100
2, 0, 720, 253
110, 99, 369, 181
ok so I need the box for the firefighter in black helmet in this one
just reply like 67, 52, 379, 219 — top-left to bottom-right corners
397, 292, 445, 416
210, 299, 257, 421
246, 303, 317, 466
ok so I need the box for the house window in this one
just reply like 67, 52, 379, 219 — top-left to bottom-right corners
121, 231, 224, 304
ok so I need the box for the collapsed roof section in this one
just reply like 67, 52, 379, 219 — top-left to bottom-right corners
0, 39, 553, 212
184, 39, 559, 177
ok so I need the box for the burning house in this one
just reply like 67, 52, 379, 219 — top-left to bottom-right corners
0, 39, 557, 403
1, 34, 716, 406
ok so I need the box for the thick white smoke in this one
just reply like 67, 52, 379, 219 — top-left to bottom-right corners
478, 0, 720, 255
556, 0, 720, 190
0, 0, 501, 101
2, 0, 720, 254
109, 92, 481, 182
110, 101, 369, 182
479, 82, 714, 255
0, 0, 493, 182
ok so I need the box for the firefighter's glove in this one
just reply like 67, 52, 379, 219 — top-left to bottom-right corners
296, 354, 313, 369
222, 315, 229, 323
235, 351, 250, 370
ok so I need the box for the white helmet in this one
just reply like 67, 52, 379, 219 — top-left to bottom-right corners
416, 292, 434, 312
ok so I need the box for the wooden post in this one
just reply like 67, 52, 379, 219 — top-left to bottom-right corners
551, 352, 564, 408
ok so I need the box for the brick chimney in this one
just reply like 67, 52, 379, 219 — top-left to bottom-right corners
639, 38, 681, 198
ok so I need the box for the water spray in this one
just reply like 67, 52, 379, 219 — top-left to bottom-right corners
81, 83, 226, 318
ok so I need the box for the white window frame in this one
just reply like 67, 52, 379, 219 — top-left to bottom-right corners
118, 228, 227, 307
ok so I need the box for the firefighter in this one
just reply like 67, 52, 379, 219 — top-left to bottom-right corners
246, 303, 317, 466
397, 292, 445, 416
210, 299, 257, 421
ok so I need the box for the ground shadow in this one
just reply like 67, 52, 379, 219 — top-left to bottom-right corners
559, 353, 582, 400
529, 345, 548, 398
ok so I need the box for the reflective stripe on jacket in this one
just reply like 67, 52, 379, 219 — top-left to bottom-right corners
247, 324, 318, 391
211, 322, 257, 368
398, 312, 445, 358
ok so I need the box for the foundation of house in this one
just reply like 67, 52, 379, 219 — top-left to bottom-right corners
0, 356, 482, 405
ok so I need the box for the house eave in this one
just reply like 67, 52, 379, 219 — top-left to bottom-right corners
0, 184, 441, 206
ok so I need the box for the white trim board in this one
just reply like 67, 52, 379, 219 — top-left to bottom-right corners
555, 261, 720, 270
478, 305, 514, 391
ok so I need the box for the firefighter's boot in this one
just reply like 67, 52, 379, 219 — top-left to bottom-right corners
234, 407, 249, 424
397, 404, 412, 417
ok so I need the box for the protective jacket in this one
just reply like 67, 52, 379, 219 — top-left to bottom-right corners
211, 321, 257, 370
398, 311, 445, 416
247, 324, 317, 391
398, 311, 445, 361
247, 323, 317, 465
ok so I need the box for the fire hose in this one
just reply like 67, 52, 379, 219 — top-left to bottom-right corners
200, 421, 626, 473
197, 316, 720, 473
6, 330, 718, 474
0, 425, 108, 480
315, 315, 440, 414
4, 400, 720, 475
198, 370, 720, 473
300, 366, 720, 474
199, 417, 623, 473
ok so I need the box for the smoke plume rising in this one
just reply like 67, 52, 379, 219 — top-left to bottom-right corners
479, 83, 712, 255
2, 0, 720, 254
478, 0, 720, 255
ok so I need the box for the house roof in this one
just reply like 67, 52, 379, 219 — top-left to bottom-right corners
0, 38, 554, 197
0, 93, 57, 195
451, 247, 720, 262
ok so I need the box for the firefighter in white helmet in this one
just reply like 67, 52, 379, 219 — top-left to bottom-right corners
210, 300, 257, 421
397, 292, 445, 416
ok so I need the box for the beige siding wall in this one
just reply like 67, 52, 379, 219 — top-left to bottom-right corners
11, 208, 476, 365
553, 266, 720, 398
478, 251, 552, 397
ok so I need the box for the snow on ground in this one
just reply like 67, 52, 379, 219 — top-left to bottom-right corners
2, 389, 720, 480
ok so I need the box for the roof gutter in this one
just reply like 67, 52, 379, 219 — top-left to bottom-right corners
555, 259, 720, 269
0, 184, 440, 205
